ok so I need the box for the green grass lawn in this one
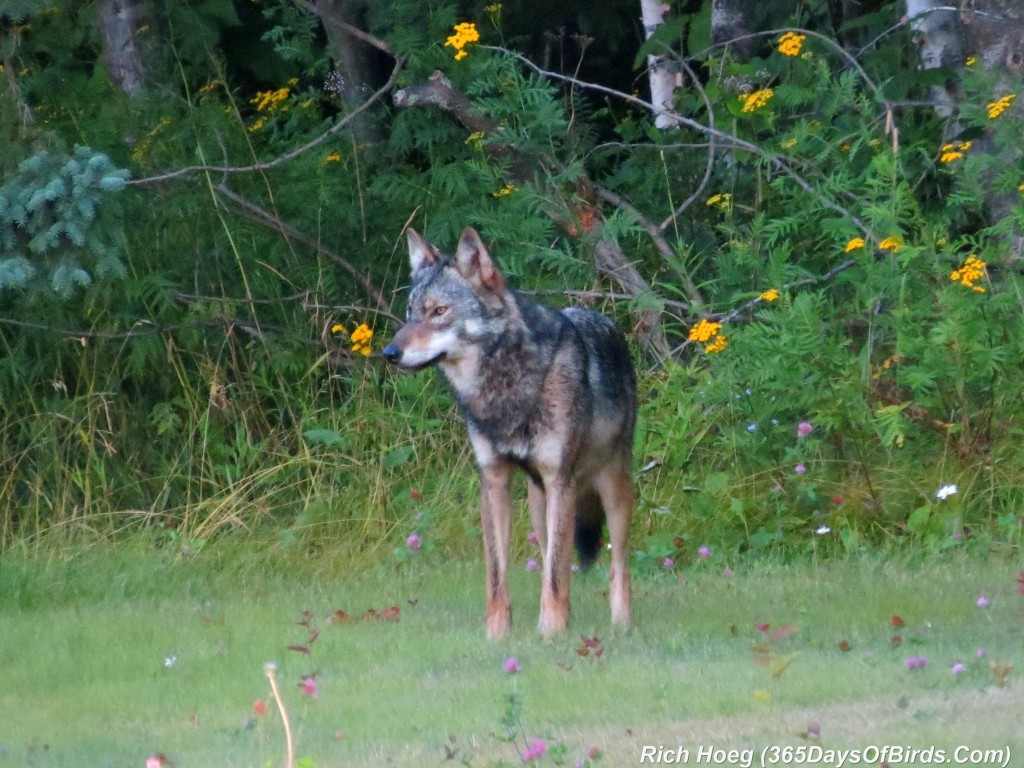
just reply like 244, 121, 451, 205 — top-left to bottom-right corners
1, 540, 1022, 767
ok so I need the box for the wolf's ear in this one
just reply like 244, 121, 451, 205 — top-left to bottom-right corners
407, 228, 439, 274
454, 227, 504, 292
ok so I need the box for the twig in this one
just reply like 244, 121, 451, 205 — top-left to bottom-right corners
658, 57, 717, 233
492, 46, 875, 238
264, 663, 295, 768
130, 56, 406, 186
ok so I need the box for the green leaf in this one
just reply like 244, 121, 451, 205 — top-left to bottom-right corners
302, 428, 350, 449
906, 506, 931, 533
383, 446, 416, 469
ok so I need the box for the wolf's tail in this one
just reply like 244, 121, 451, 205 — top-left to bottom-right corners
574, 490, 605, 569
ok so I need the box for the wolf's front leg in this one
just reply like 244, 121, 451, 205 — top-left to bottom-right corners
538, 477, 575, 639
479, 462, 513, 640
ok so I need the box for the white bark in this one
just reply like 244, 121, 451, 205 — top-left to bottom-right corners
905, 0, 966, 118
639, 0, 679, 128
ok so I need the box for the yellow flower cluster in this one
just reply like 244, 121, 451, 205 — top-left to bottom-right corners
987, 94, 1015, 119
878, 236, 902, 252
740, 88, 773, 113
492, 183, 519, 197
939, 140, 972, 163
759, 288, 779, 302
844, 237, 866, 252
689, 318, 728, 353
324, 151, 342, 164
965, 56, 977, 67
950, 255, 986, 293
777, 32, 806, 57
333, 323, 374, 356
445, 22, 480, 61
706, 193, 732, 211
251, 87, 290, 113
705, 335, 728, 353
465, 131, 486, 145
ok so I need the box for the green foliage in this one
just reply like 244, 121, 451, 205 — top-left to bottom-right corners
0, 146, 129, 295
0, 0, 1023, 561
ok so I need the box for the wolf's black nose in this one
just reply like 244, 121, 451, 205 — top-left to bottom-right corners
382, 344, 402, 364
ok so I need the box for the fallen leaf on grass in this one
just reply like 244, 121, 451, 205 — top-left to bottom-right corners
838, 639, 851, 652
890, 614, 906, 628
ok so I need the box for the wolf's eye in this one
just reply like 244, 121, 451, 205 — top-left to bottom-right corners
430, 305, 448, 319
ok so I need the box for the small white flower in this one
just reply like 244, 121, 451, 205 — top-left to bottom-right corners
815, 525, 831, 535
164, 655, 178, 668
935, 484, 958, 500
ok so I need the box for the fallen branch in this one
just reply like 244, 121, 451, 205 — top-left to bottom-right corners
394, 71, 672, 360
130, 55, 406, 186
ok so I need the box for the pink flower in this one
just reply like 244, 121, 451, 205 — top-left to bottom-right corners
527, 530, 539, 545
795, 463, 807, 474
951, 661, 966, 675
406, 533, 421, 550
904, 655, 927, 670
523, 738, 547, 761
756, 622, 771, 633
253, 699, 267, 716
146, 758, 164, 768
503, 657, 521, 673
697, 545, 711, 558
976, 595, 990, 608
976, 647, 987, 658
299, 674, 318, 698
525, 558, 540, 571
797, 421, 814, 437
662, 557, 674, 568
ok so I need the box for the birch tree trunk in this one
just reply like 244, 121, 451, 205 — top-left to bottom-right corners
99, 0, 152, 97
639, 0, 679, 128
905, 0, 965, 117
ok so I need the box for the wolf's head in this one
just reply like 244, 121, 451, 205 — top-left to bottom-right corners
382, 227, 509, 370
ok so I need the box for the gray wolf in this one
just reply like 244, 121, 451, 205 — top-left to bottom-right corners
382, 226, 636, 640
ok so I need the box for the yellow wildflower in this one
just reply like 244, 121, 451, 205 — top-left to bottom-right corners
248, 116, 267, 133
492, 183, 519, 197
465, 131, 486, 145
705, 193, 732, 211
939, 140, 972, 164
878, 236, 902, 252
331, 323, 345, 334
740, 88, 773, 113
987, 94, 1015, 119
350, 323, 374, 355
688, 318, 723, 343
844, 237, 866, 253
759, 288, 779, 302
1018, 183, 1024, 192
777, 32, 806, 57
705, 335, 728, 354
251, 87, 290, 113
445, 22, 480, 60
198, 81, 218, 96
324, 151, 342, 164
950, 255, 987, 293
966, 56, 977, 67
